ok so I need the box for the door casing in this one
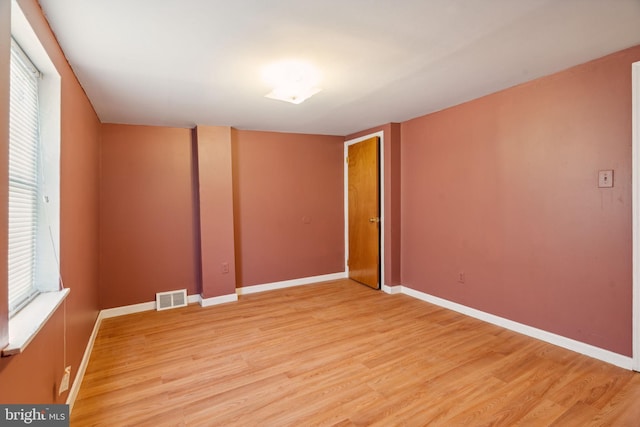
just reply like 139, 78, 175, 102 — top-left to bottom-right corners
345, 131, 384, 289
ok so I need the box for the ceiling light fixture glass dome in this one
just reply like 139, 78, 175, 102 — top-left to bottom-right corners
262, 60, 322, 104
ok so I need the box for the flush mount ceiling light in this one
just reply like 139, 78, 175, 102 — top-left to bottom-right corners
262, 60, 322, 104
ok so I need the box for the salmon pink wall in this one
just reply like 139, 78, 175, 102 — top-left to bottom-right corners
99, 126, 344, 298
401, 46, 640, 356
194, 126, 236, 298
99, 124, 197, 308
0, 308, 65, 402
0, 0, 100, 403
61, 65, 101, 385
346, 124, 402, 287
233, 130, 344, 287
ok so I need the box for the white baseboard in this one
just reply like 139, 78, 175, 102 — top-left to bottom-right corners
382, 284, 402, 294
99, 294, 201, 319
199, 293, 238, 307
236, 272, 347, 295
99, 301, 155, 319
401, 285, 633, 370
66, 310, 101, 412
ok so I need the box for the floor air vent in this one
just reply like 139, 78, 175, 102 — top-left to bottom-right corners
156, 289, 188, 311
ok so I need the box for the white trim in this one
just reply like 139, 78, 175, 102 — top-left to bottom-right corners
2, 289, 70, 356
381, 284, 402, 295
344, 131, 385, 288
401, 285, 633, 370
99, 294, 200, 319
236, 272, 347, 295
199, 293, 238, 307
99, 301, 155, 319
66, 311, 101, 412
633, 61, 640, 371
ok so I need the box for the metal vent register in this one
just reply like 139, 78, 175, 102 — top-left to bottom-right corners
156, 289, 187, 311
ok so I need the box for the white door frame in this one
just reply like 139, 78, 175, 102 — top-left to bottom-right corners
344, 131, 385, 290
632, 61, 639, 371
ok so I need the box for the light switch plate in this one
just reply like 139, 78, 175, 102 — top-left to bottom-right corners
598, 170, 613, 188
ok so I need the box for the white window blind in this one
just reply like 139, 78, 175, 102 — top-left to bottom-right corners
8, 38, 41, 316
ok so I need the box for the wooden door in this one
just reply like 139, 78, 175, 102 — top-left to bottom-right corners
348, 137, 380, 289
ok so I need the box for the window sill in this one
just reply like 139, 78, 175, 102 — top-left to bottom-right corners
2, 288, 70, 357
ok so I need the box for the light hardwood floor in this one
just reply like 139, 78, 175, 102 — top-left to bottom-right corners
71, 279, 640, 426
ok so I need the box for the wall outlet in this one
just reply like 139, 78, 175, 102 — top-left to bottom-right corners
58, 366, 71, 395
221, 262, 229, 274
458, 272, 465, 284
598, 170, 613, 188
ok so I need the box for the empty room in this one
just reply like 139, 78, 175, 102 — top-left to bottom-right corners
2, 0, 640, 425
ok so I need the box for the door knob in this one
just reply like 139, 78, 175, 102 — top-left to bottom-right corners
369, 217, 380, 223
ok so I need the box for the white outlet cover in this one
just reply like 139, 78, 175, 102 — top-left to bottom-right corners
58, 366, 71, 395
598, 170, 613, 188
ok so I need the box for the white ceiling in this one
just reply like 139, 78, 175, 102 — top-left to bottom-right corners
38, 0, 640, 136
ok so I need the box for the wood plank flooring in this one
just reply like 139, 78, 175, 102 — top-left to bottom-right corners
71, 279, 640, 426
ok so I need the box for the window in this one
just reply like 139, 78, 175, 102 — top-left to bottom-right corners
8, 39, 41, 316
2, 0, 64, 356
